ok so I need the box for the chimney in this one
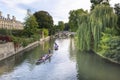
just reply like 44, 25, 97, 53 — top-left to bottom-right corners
0, 11, 2, 16
12, 16, 16, 20
7, 14, 10, 19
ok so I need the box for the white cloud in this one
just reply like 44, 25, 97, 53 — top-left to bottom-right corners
51, 0, 91, 24
110, 0, 120, 7
31, 0, 91, 24
0, 0, 39, 21
1, 0, 38, 5
0, 0, 120, 24
0, 0, 91, 24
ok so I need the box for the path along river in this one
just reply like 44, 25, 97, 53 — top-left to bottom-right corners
0, 38, 120, 80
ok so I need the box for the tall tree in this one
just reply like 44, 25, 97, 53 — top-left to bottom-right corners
24, 14, 38, 37
33, 11, 54, 35
64, 23, 70, 31
76, 5, 117, 51
58, 21, 64, 31
69, 9, 88, 32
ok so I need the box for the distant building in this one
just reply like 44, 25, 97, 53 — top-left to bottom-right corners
0, 11, 23, 30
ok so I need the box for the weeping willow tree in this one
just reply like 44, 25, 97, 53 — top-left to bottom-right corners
76, 4, 117, 51
90, 4, 117, 51
76, 11, 91, 51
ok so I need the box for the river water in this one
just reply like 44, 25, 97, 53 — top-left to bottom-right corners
0, 38, 120, 80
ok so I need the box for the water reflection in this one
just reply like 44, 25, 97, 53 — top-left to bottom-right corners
0, 39, 55, 76
0, 38, 120, 80
0, 52, 25, 75
69, 38, 76, 61
76, 51, 120, 80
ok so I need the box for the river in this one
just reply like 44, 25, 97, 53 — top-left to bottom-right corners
0, 38, 120, 80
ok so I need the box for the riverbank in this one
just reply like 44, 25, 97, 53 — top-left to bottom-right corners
0, 36, 50, 61
96, 52, 120, 65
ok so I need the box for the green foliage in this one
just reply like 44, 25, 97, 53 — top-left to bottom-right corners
90, 0, 103, 10
91, 0, 103, 4
42, 28, 49, 37
24, 15, 38, 37
22, 38, 34, 47
76, 5, 118, 51
52, 25, 59, 34
0, 29, 12, 35
69, 0, 120, 63
69, 9, 88, 32
0, 10, 41, 47
11, 35, 21, 44
114, 3, 120, 16
98, 28, 120, 62
9, 13, 40, 47
76, 13, 91, 51
90, 0, 110, 10
33, 11, 54, 35
114, 3, 120, 34
64, 23, 70, 31
58, 21, 64, 31
11, 34, 39, 47
49, 25, 56, 35
31, 34, 40, 41
90, 5, 117, 51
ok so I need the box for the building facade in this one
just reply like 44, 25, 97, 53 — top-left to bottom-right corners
0, 11, 23, 30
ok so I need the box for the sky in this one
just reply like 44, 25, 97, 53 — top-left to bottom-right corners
0, 0, 120, 24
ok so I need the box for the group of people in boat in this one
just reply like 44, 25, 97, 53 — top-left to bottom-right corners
37, 42, 59, 64
38, 49, 51, 62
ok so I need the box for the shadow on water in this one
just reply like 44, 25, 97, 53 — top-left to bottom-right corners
76, 50, 120, 80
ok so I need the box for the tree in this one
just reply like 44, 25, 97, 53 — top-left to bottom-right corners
91, 0, 102, 3
114, 3, 120, 33
76, 5, 117, 51
114, 3, 120, 15
64, 23, 70, 31
69, 9, 88, 32
33, 11, 54, 35
58, 21, 64, 31
91, 0, 103, 10
24, 15, 38, 37
90, 0, 110, 10
53, 25, 59, 34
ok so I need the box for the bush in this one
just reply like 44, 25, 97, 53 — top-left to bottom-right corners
98, 28, 120, 62
43, 29, 48, 37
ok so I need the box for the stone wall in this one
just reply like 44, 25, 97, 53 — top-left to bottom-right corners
0, 41, 39, 61
0, 36, 50, 61
0, 42, 15, 61
15, 41, 39, 53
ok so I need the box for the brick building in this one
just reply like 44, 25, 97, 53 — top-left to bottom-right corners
0, 11, 23, 30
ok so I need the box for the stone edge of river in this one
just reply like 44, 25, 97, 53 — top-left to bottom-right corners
16, 36, 51, 54
96, 52, 120, 65
0, 36, 51, 61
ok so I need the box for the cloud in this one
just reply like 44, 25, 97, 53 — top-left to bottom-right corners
0, 0, 119, 24
0, 0, 91, 24
52, 0, 91, 24
0, 0, 39, 21
110, 0, 120, 7
30, 0, 91, 24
